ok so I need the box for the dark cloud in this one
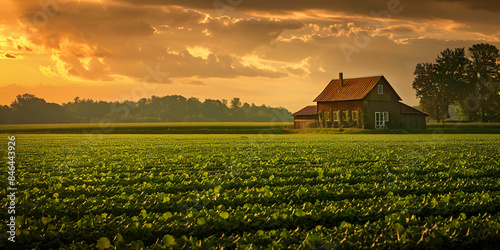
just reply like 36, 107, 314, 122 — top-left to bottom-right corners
199, 17, 304, 54
285, 66, 307, 76
117, 0, 500, 14
148, 0, 500, 41
436, 0, 500, 11
118, 0, 388, 13
3, 53, 16, 58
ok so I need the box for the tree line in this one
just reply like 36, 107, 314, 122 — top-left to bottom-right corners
413, 43, 500, 122
0, 94, 292, 124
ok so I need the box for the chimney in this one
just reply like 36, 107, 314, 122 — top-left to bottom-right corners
339, 72, 344, 87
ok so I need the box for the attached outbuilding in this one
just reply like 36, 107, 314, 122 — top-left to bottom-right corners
293, 73, 428, 129
292, 105, 317, 129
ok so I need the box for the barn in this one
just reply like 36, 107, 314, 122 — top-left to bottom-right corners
293, 73, 428, 129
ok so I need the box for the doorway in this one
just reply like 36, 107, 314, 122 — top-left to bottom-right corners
375, 112, 388, 129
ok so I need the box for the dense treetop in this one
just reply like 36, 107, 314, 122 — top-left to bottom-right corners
413, 43, 500, 122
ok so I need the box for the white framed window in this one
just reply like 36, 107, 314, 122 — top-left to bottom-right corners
378, 85, 383, 94
383, 111, 389, 122
352, 111, 359, 121
324, 111, 330, 122
333, 111, 339, 121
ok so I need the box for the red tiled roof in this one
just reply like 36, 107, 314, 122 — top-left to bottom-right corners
313, 75, 401, 102
400, 103, 428, 116
292, 105, 317, 117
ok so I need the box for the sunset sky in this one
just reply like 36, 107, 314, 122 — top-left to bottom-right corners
1, 0, 500, 112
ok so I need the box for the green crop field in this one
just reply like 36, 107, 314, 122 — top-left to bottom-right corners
1, 134, 500, 249
2, 122, 500, 135
0, 122, 294, 134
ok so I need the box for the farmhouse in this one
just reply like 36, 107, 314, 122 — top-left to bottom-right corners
293, 73, 428, 129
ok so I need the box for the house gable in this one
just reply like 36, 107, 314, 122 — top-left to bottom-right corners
363, 77, 402, 102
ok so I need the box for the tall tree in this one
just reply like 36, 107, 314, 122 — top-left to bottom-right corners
230, 97, 242, 109
434, 48, 470, 101
0, 105, 12, 124
466, 43, 500, 122
413, 48, 471, 124
469, 43, 500, 78
412, 63, 444, 121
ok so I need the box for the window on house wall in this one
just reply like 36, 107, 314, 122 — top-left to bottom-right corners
324, 111, 330, 122
378, 85, 383, 94
352, 111, 359, 121
333, 111, 339, 121
342, 111, 348, 121
383, 111, 389, 122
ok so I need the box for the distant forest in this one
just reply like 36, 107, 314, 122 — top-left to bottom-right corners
0, 94, 293, 124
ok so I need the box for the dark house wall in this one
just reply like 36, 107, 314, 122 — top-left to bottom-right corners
362, 100, 400, 129
317, 100, 364, 128
293, 115, 317, 129
363, 101, 427, 129
401, 114, 427, 129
